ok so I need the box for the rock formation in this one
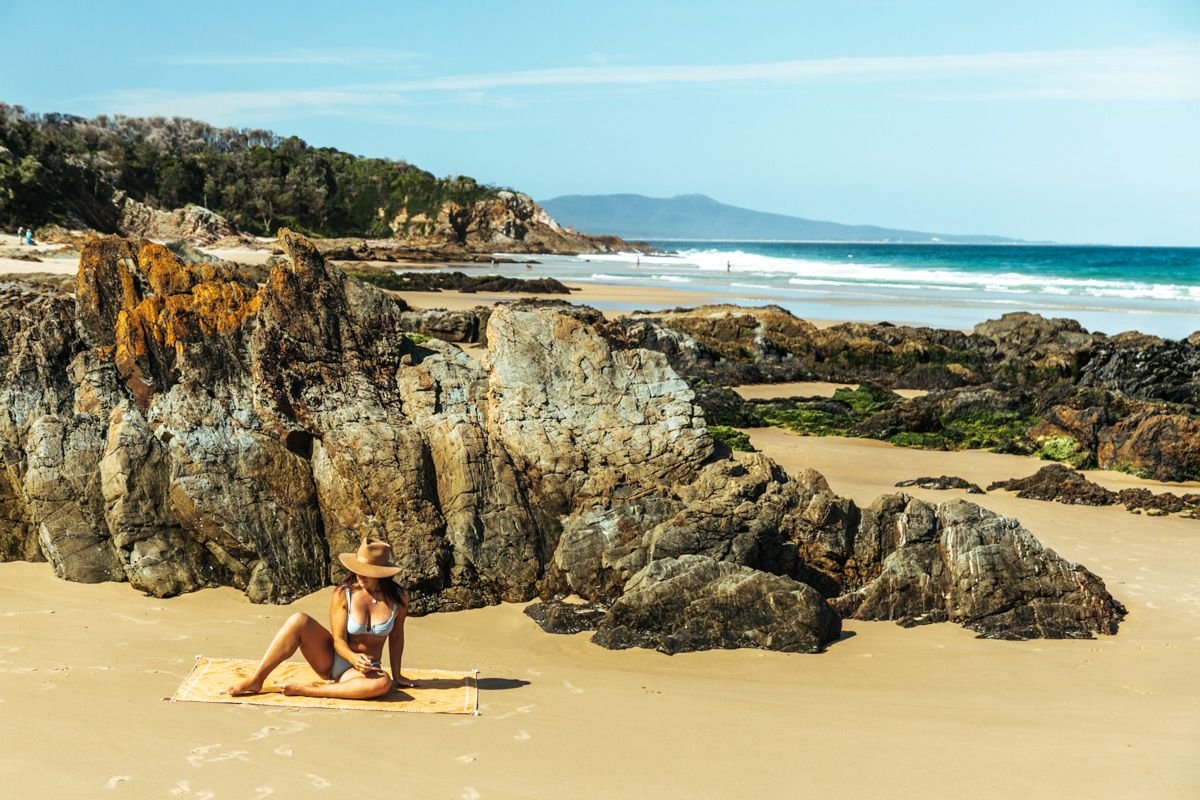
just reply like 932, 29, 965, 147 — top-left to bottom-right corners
0, 233, 1127, 651
596, 306, 1199, 481
113, 192, 235, 243
389, 191, 632, 255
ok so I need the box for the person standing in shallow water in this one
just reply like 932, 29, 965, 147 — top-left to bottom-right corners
228, 537, 416, 698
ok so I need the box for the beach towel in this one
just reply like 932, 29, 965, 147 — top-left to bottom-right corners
170, 657, 479, 715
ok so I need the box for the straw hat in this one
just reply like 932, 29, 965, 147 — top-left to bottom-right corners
338, 537, 402, 578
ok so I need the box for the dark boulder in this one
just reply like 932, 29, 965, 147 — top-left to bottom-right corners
987, 465, 1118, 506
895, 476, 985, 494
590, 555, 841, 654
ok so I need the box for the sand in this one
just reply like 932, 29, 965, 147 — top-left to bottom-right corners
2, 430, 1197, 797
1, 243, 1197, 797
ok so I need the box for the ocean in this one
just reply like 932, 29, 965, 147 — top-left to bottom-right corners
476, 242, 1200, 339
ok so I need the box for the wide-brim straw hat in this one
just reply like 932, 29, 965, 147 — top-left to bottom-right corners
338, 537, 402, 578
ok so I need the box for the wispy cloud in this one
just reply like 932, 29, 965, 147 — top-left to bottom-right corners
90, 43, 1200, 121
164, 48, 420, 66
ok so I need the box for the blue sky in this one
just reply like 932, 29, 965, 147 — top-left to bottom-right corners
2, 0, 1198, 244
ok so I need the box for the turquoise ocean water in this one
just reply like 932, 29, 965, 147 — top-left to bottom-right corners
462, 242, 1200, 339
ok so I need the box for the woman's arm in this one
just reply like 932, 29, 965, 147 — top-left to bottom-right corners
328, 587, 362, 665
388, 591, 414, 688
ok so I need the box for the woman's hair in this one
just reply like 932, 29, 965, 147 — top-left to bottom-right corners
339, 572, 408, 607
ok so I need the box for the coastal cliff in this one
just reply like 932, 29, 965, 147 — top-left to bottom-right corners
0, 232, 1125, 650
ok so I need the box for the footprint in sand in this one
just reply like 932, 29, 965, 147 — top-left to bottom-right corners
186, 744, 221, 768
253, 788, 275, 798
105, 775, 131, 789
563, 680, 584, 695
514, 730, 531, 741
170, 781, 190, 797
461, 787, 481, 800
1089, 647, 1104, 654
274, 745, 294, 757
1122, 684, 1153, 696
526, 668, 542, 676
306, 773, 331, 789
208, 750, 249, 763
113, 613, 157, 625
455, 753, 478, 764
249, 720, 308, 740
39, 680, 57, 690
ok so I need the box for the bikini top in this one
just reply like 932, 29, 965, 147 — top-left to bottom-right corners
344, 587, 399, 637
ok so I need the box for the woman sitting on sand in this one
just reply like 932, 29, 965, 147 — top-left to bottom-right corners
229, 538, 416, 699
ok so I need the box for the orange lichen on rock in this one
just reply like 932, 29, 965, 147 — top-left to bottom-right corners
75, 238, 265, 408
137, 241, 197, 297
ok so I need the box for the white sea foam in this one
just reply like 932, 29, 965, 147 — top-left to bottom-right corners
672, 248, 1200, 303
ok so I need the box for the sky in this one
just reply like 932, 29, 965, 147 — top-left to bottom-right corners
2, 0, 1199, 245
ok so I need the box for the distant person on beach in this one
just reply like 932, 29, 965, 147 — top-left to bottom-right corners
23, 228, 34, 245
726, 260, 731, 273
228, 537, 416, 698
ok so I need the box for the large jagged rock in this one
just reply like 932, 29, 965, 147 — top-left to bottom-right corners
114, 192, 235, 244
390, 191, 630, 254
0, 234, 1128, 651
590, 555, 841, 654
832, 497, 1127, 638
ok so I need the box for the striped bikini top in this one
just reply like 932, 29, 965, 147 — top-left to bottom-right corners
344, 587, 399, 636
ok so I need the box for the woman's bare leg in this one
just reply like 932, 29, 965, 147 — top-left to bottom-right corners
280, 669, 392, 700
228, 612, 335, 695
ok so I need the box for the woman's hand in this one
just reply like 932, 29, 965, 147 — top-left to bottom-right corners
354, 653, 381, 674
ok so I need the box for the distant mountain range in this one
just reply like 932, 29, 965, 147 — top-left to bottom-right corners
540, 193, 1023, 244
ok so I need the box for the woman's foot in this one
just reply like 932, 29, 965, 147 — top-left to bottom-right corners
279, 682, 316, 697
227, 677, 265, 696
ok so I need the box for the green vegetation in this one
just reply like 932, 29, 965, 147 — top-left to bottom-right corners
755, 385, 899, 437
403, 332, 431, 345
709, 425, 755, 452
1037, 435, 1089, 468
938, 411, 1036, 451
887, 431, 951, 449
0, 106, 502, 236
830, 384, 899, 415
756, 385, 1040, 456
759, 406, 852, 437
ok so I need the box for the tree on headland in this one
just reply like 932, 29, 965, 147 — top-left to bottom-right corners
0, 104, 503, 237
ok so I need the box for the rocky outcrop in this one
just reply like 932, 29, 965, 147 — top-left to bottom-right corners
390, 191, 632, 255
833, 498, 1126, 639
114, 192, 235, 243
612, 306, 1199, 481
350, 270, 572, 295
987, 465, 1200, 518
590, 555, 841, 654
987, 465, 1118, 506
0, 233, 1127, 650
